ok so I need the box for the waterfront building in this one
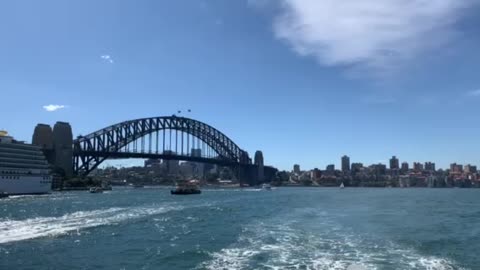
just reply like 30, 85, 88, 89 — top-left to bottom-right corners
311, 168, 321, 181
413, 162, 424, 172
341, 155, 350, 172
389, 156, 399, 170
326, 164, 335, 172
464, 164, 477, 174
351, 163, 363, 174
425, 162, 436, 172
372, 164, 387, 175
293, 164, 300, 174
401, 162, 409, 172
450, 163, 463, 173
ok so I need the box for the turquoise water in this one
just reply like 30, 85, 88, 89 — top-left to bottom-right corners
1, 187, 479, 269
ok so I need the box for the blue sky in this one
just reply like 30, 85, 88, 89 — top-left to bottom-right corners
1, 0, 480, 170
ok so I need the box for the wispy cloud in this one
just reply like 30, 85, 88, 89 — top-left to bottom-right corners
100, 55, 114, 64
466, 89, 480, 97
43, 105, 67, 112
267, 0, 475, 75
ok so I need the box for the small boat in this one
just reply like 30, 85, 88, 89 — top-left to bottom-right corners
340, 182, 345, 189
171, 181, 201, 195
0, 191, 9, 199
89, 187, 103, 193
262, 183, 272, 190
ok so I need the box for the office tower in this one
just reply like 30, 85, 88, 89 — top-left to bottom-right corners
389, 156, 399, 170
293, 164, 300, 174
341, 155, 350, 172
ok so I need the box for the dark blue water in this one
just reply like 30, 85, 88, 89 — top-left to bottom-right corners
1, 187, 478, 269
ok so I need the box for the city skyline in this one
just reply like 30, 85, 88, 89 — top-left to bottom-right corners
292, 155, 478, 173
2, 1, 480, 170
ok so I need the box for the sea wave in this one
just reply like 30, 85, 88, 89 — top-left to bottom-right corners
199, 221, 466, 270
0, 204, 183, 244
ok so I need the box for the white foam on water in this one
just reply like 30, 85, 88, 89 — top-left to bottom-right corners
0, 205, 183, 244
200, 220, 467, 270
409, 257, 461, 270
202, 248, 260, 270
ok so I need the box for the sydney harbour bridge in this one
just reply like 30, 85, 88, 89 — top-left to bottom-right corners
33, 116, 276, 186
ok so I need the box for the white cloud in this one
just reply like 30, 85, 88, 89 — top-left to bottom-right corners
466, 89, 480, 96
43, 105, 67, 112
270, 0, 475, 74
100, 55, 114, 63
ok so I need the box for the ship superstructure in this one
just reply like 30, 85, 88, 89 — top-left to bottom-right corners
0, 131, 52, 195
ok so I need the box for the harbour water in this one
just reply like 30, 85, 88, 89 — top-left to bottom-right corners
1, 187, 479, 269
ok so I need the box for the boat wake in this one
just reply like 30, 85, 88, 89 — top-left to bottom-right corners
200, 220, 466, 270
0, 204, 183, 244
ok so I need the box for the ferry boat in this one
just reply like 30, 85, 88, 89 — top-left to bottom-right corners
0, 131, 52, 195
171, 180, 201, 195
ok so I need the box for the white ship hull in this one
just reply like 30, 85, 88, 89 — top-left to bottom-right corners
0, 176, 51, 195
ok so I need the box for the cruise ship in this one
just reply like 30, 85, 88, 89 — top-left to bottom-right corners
0, 131, 52, 195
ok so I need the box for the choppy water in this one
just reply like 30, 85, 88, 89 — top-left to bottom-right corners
1, 187, 479, 270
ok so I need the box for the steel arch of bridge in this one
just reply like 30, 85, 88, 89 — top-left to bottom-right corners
73, 116, 250, 176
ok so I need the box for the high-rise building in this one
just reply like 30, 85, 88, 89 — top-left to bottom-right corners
401, 162, 409, 172
389, 156, 399, 170
293, 164, 300, 174
413, 162, 424, 172
341, 155, 350, 172
425, 162, 436, 171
